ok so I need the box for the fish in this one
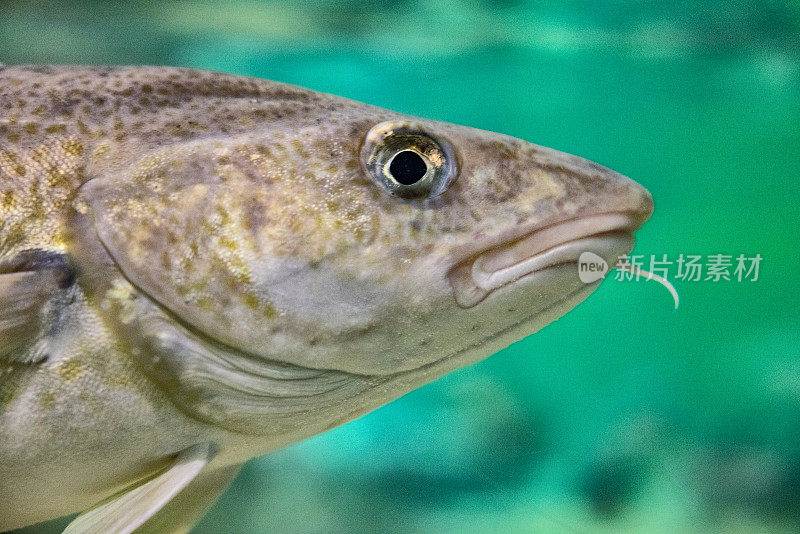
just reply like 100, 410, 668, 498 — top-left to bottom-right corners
0, 65, 653, 533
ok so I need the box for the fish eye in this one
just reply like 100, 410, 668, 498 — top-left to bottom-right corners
388, 150, 428, 185
361, 121, 457, 199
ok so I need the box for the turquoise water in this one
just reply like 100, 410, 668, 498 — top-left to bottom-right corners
2, 1, 799, 532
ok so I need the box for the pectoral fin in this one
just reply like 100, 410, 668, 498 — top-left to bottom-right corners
0, 250, 73, 363
136, 463, 242, 534
63, 443, 215, 534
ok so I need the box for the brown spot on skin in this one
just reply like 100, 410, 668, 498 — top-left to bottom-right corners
1, 190, 14, 208
2, 221, 26, 249
2, 150, 27, 176
57, 360, 84, 381
44, 123, 67, 134
218, 235, 237, 250
262, 302, 277, 319
242, 293, 261, 310
0, 375, 21, 409
291, 139, 310, 158
76, 119, 90, 135
38, 391, 56, 410
46, 169, 72, 189
62, 139, 84, 156
196, 296, 215, 311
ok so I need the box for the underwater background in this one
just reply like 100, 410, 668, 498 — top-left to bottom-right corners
2, 1, 798, 532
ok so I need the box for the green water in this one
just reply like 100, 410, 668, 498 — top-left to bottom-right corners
2, 1, 798, 533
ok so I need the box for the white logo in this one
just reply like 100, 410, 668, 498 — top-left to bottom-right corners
578, 251, 608, 283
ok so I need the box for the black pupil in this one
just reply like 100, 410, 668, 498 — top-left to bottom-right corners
389, 150, 428, 185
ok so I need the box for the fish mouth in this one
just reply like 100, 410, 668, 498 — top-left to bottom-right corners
448, 212, 644, 308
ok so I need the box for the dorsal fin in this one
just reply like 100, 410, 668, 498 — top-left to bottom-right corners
0, 250, 74, 363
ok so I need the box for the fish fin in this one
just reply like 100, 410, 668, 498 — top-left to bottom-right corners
0, 250, 73, 363
136, 463, 242, 534
62, 443, 215, 534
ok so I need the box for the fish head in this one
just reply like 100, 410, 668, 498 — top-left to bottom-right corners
78, 88, 651, 433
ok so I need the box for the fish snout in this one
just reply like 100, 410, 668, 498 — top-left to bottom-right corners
448, 149, 653, 308
564, 153, 654, 231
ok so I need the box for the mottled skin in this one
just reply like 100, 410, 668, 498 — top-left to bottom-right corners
0, 66, 652, 532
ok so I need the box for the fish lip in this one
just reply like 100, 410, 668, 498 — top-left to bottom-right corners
447, 211, 644, 308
